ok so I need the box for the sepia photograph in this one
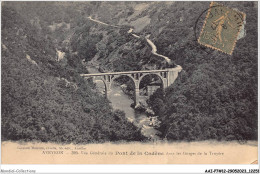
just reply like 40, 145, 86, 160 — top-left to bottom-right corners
1, 0, 258, 169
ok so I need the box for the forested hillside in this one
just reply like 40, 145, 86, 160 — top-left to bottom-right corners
147, 2, 258, 141
2, 4, 145, 143
2, 1, 257, 142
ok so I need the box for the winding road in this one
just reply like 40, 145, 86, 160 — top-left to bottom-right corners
87, 16, 172, 63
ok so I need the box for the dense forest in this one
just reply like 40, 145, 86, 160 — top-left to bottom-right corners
147, 2, 258, 141
1, 1, 258, 142
1, 3, 145, 143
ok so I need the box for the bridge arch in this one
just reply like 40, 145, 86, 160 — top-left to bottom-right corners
138, 73, 165, 96
109, 74, 137, 91
138, 73, 163, 84
92, 78, 108, 96
108, 74, 138, 105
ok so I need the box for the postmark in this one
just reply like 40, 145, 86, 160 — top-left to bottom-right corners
198, 2, 246, 55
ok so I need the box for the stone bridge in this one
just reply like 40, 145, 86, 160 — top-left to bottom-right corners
80, 65, 182, 105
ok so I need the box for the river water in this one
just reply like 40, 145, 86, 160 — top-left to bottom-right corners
86, 64, 160, 140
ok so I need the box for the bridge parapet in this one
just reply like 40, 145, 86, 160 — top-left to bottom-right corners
80, 69, 170, 77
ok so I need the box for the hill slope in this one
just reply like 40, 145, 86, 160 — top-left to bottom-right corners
1, 5, 145, 143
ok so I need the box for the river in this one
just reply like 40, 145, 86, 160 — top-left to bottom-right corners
86, 64, 160, 140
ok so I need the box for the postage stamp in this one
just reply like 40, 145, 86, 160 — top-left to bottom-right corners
198, 2, 246, 55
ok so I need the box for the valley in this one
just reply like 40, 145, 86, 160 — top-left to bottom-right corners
1, 1, 258, 143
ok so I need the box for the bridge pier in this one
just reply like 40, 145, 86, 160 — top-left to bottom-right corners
167, 66, 182, 87
134, 79, 140, 105
162, 77, 168, 88
104, 80, 112, 99
135, 87, 140, 106
104, 85, 112, 99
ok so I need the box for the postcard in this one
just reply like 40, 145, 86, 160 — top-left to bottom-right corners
1, 1, 258, 166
